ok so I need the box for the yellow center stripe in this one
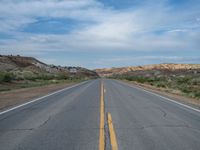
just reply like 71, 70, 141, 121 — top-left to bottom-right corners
99, 81, 105, 150
107, 112, 118, 150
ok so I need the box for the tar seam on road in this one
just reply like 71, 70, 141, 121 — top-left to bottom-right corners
119, 80, 200, 113
0, 81, 88, 115
107, 112, 118, 150
99, 81, 105, 150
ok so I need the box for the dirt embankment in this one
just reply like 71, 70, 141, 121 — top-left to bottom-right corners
0, 82, 76, 111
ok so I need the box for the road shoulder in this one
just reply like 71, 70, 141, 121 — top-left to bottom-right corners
0, 82, 78, 111
119, 80, 200, 109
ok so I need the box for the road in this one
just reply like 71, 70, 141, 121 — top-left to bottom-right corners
0, 79, 200, 150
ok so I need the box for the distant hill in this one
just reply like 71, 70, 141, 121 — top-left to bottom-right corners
0, 55, 99, 80
95, 64, 200, 100
95, 64, 200, 77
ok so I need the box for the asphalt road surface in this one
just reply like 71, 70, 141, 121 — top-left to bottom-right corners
0, 79, 200, 150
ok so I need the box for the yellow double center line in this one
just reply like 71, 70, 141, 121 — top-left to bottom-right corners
107, 112, 118, 150
99, 81, 118, 150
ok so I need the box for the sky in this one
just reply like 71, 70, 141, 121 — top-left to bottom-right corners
0, 0, 200, 69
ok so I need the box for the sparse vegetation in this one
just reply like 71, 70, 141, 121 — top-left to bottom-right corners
0, 77, 86, 92
0, 72, 15, 83
0, 70, 89, 92
111, 74, 200, 99
0, 55, 99, 92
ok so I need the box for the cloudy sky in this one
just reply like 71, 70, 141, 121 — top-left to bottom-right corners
0, 0, 200, 68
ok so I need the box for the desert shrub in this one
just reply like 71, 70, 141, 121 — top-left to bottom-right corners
179, 85, 191, 93
136, 77, 148, 83
190, 77, 200, 85
156, 82, 166, 88
176, 76, 192, 84
23, 71, 37, 81
124, 76, 161, 84
55, 73, 69, 80
112, 74, 200, 100
0, 72, 15, 83
194, 92, 200, 98
37, 74, 55, 80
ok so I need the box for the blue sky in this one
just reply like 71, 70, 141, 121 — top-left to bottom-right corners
0, 0, 200, 69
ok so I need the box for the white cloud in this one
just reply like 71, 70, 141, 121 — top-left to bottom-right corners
0, 0, 200, 62
0, 0, 106, 32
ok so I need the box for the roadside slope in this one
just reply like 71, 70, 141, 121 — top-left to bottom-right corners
95, 64, 200, 101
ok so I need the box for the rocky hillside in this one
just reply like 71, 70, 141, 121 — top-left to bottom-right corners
95, 64, 200, 77
0, 55, 99, 80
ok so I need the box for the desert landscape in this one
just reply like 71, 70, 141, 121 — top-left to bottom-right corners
96, 64, 200, 100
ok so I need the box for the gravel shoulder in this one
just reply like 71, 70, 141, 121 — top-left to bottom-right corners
0, 82, 77, 111
121, 80, 200, 109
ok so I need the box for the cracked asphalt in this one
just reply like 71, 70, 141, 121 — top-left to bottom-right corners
0, 79, 200, 150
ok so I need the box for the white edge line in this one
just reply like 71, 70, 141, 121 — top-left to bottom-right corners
118, 80, 200, 113
0, 81, 88, 115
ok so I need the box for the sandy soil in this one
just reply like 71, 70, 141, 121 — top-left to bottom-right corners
123, 80, 200, 109
0, 82, 76, 111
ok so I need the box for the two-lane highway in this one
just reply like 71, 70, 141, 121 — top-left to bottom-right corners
0, 79, 200, 150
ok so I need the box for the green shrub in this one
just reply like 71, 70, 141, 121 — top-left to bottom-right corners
23, 71, 37, 81
112, 74, 200, 100
56, 74, 69, 80
194, 92, 200, 98
156, 82, 166, 88
0, 72, 15, 83
176, 76, 192, 84
36, 74, 55, 80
